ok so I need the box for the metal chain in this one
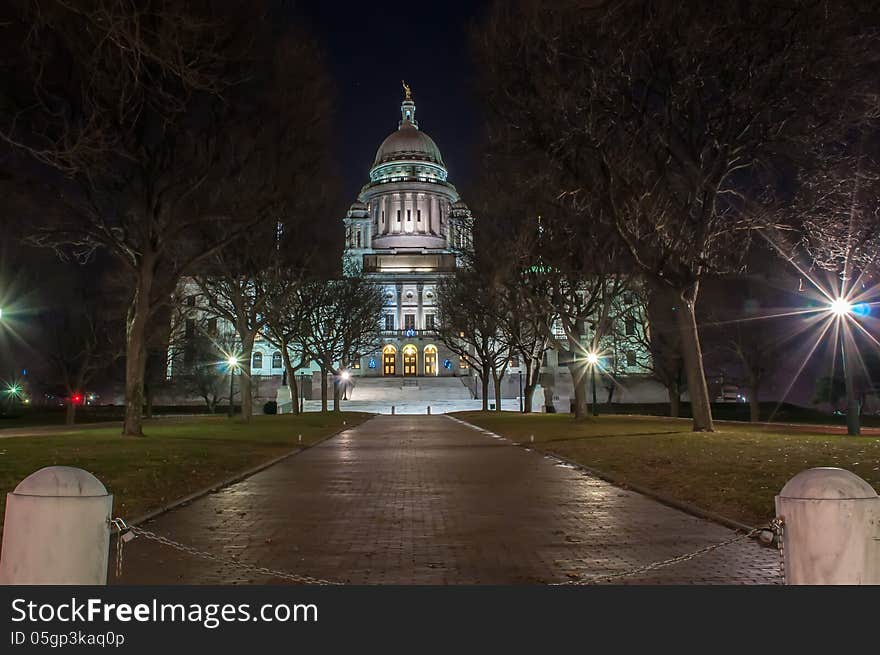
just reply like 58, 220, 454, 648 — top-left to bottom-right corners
111, 519, 784, 586
553, 527, 779, 585
110, 520, 341, 585
771, 517, 786, 582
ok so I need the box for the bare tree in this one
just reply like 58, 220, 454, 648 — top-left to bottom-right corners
263, 268, 317, 415
622, 281, 686, 417
474, 0, 875, 431
300, 278, 384, 412
43, 291, 120, 425
0, 2, 332, 435
192, 226, 282, 422
436, 265, 511, 411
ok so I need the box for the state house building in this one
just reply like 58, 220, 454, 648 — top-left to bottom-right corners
340, 85, 472, 378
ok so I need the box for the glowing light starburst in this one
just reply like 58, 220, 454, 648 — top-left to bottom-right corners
829, 297, 853, 317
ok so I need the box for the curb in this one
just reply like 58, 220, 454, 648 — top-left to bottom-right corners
448, 415, 758, 534
117, 417, 370, 531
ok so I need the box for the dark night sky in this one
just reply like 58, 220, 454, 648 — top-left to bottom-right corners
296, 1, 490, 202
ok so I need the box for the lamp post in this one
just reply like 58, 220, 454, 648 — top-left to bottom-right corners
340, 369, 351, 401
300, 372, 306, 413
586, 352, 599, 417
829, 298, 860, 436
226, 355, 239, 418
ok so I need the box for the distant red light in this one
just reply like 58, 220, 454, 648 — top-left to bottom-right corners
72, 394, 83, 405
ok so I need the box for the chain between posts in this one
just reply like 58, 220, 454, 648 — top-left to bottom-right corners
110, 518, 785, 586
110, 519, 341, 585
552, 524, 785, 586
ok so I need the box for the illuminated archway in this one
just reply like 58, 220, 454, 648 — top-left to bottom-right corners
402, 344, 418, 376
382, 344, 397, 376
423, 345, 438, 376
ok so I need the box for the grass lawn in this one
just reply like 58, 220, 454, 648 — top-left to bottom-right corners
0, 412, 371, 528
455, 411, 880, 527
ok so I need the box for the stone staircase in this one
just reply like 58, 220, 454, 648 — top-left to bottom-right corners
348, 377, 471, 402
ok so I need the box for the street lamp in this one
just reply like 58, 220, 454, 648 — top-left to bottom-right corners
300, 372, 306, 413
586, 351, 600, 417
226, 355, 240, 418
827, 297, 862, 435
340, 369, 351, 401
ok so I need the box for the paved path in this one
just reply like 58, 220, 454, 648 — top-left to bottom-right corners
112, 415, 781, 584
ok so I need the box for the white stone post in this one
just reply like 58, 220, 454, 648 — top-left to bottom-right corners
0, 466, 113, 585
775, 467, 880, 584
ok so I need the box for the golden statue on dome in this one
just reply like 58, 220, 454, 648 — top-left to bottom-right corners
402, 79, 412, 101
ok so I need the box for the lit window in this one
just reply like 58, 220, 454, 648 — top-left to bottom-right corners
384, 314, 394, 331
351, 355, 361, 370
272, 352, 282, 368
459, 358, 469, 370
426, 314, 435, 330
404, 314, 416, 330
252, 352, 263, 369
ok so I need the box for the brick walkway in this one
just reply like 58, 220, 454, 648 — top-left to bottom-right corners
111, 415, 782, 584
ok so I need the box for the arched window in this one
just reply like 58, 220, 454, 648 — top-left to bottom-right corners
272, 352, 282, 369
252, 352, 263, 369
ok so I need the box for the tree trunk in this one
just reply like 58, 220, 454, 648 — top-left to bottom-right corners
749, 380, 761, 423
238, 336, 255, 422
123, 265, 153, 436
480, 374, 489, 411
332, 375, 341, 412
144, 383, 154, 420
281, 346, 299, 414
290, 375, 299, 415
668, 381, 681, 418
320, 368, 328, 412
523, 383, 536, 413
493, 374, 502, 412
673, 288, 714, 432
65, 401, 76, 426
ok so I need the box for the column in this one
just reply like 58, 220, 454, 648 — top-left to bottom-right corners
396, 283, 403, 331
427, 194, 433, 234
417, 283, 424, 329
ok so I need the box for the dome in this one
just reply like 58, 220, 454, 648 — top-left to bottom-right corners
373, 121, 445, 168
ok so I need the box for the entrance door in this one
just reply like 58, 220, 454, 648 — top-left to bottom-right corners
403, 346, 417, 376
383, 347, 397, 376
424, 346, 437, 376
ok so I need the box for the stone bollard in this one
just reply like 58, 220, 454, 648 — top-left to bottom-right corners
427, 405, 431, 415
0, 466, 113, 585
776, 467, 880, 584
